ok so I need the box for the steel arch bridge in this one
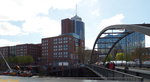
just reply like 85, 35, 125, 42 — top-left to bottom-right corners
91, 24, 150, 63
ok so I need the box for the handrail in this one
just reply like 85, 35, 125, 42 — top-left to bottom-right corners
86, 64, 143, 82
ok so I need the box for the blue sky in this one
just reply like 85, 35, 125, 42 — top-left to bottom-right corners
0, 0, 150, 49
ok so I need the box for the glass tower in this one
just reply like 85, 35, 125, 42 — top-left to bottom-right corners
71, 15, 85, 40
98, 32, 145, 54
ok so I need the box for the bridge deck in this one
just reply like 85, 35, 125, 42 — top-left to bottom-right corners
85, 64, 143, 82
116, 66, 150, 75
116, 66, 150, 80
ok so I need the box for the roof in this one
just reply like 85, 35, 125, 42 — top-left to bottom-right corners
71, 15, 82, 21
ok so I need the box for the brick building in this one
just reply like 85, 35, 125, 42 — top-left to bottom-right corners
42, 33, 84, 67
15, 44, 41, 61
61, 18, 74, 34
0, 46, 10, 57
41, 15, 85, 67
0, 44, 42, 65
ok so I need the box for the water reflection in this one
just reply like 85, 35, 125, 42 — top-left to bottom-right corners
0, 75, 130, 82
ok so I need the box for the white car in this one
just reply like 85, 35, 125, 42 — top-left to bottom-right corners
143, 61, 150, 64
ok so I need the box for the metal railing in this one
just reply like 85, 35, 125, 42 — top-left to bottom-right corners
86, 64, 143, 82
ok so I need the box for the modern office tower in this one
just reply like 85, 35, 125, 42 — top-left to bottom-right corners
98, 32, 145, 58
118, 32, 145, 52
61, 15, 85, 40
71, 15, 85, 40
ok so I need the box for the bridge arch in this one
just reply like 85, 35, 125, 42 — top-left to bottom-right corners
91, 24, 150, 63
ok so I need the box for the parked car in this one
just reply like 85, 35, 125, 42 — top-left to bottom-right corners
142, 61, 150, 68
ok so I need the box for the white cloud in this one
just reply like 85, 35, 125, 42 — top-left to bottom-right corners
90, 0, 98, 2
0, 0, 81, 21
85, 39, 95, 49
145, 35, 150, 47
0, 39, 22, 47
0, 22, 21, 35
22, 16, 60, 37
0, 0, 81, 37
85, 14, 125, 49
98, 14, 125, 31
90, 9, 100, 16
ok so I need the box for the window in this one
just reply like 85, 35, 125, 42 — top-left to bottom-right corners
59, 38, 62, 41
63, 52, 69, 57
69, 37, 71, 40
63, 47, 68, 50
53, 53, 58, 57
53, 38, 57, 41
53, 49, 57, 51
53, 45, 57, 48
64, 54, 68, 58
63, 37, 68, 40
63, 41, 68, 43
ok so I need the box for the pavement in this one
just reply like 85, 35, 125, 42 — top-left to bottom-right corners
116, 66, 150, 75
116, 66, 150, 82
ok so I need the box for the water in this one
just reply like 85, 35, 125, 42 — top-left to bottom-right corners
0, 76, 101, 82
0, 75, 149, 82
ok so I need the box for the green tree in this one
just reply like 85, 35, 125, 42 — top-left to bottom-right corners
6, 56, 14, 63
131, 47, 149, 67
75, 47, 85, 63
83, 50, 92, 64
115, 53, 125, 60
6, 56, 34, 65
75, 47, 93, 64
106, 54, 112, 62
26, 56, 34, 64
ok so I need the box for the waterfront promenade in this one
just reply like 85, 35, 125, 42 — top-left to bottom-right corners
0, 75, 137, 82
116, 66, 150, 82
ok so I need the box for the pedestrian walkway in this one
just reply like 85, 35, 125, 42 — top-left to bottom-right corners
116, 66, 150, 75
116, 66, 150, 82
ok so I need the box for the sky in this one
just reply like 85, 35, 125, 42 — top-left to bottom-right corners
0, 0, 150, 49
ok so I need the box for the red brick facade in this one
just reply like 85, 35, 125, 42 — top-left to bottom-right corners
42, 34, 84, 67
15, 44, 41, 61
0, 44, 42, 64
0, 46, 10, 57
61, 18, 74, 34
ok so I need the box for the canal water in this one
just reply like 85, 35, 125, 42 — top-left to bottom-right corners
0, 76, 103, 82
0, 75, 148, 82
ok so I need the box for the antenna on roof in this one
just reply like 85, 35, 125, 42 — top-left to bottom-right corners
75, 4, 78, 16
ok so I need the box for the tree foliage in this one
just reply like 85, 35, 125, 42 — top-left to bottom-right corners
75, 47, 92, 64
6, 56, 34, 65
115, 53, 125, 60
131, 47, 149, 67
106, 54, 112, 62
131, 48, 148, 61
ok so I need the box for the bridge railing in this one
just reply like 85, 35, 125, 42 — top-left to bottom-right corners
86, 64, 143, 82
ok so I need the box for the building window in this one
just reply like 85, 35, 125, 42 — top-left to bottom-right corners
63, 47, 68, 50
63, 44, 68, 47
63, 37, 68, 40
64, 54, 68, 58
53, 53, 58, 57
53, 45, 57, 48
53, 38, 57, 41
63, 41, 68, 43
69, 37, 71, 40
63, 52, 68, 58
